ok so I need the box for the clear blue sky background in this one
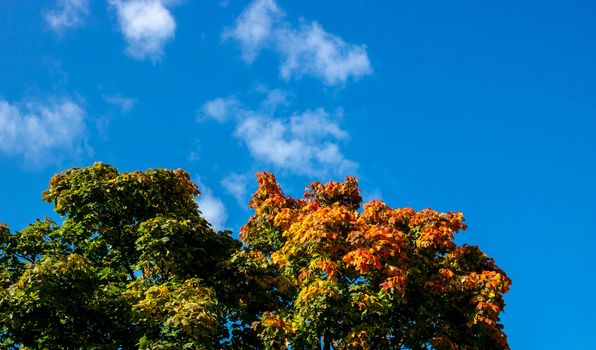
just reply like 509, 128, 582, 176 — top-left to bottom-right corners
1, 0, 595, 348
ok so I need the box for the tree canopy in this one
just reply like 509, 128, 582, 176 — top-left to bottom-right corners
0, 163, 511, 349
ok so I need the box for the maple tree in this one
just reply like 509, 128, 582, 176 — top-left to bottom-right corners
232, 172, 511, 349
0, 164, 511, 349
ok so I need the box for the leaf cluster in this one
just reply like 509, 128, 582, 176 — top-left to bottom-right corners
234, 172, 511, 350
0, 164, 511, 349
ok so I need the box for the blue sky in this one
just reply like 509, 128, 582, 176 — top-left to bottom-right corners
1, 0, 595, 347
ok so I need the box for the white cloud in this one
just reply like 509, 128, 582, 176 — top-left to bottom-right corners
199, 96, 240, 122
0, 98, 87, 163
200, 94, 357, 177
44, 0, 89, 33
103, 93, 136, 112
235, 110, 356, 176
259, 88, 289, 113
196, 181, 228, 231
290, 108, 347, 140
110, 0, 176, 62
223, 0, 283, 63
276, 22, 372, 85
224, 0, 371, 85
221, 173, 250, 205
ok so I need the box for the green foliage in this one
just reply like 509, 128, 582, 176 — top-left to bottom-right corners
2, 253, 133, 349
0, 164, 511, 349
129, 278, 223, 349
1, 163, 239, 349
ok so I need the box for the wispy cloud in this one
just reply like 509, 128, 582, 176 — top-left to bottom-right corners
198, 96, 240, 122
196, 180, 228, 231
103, 93, 137, 112
224, 0, 372, 85
235, 108, 356, 176
95, 93, 137, 138
0, 98, 87, 163
200, 92, 357, 177
223, 0, 283, 63
259, 88, 289, 113
275, 22, 372, 85
221, 172, 250, 205
44, 0, 89, 33
110, 0, 176, 62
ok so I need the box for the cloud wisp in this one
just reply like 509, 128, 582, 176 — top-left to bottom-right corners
200, 91, 357, 177
196, 180, 228, 231
103, 93, 137, 113
221, 173, 250, 206
0, 98, 88, 164
224, 0, 372, 85
223, 0, 283, 63
199, 96, 241, 123
43, 0, 89, 34
44, 0, 89, 33
110, 0, 176, 62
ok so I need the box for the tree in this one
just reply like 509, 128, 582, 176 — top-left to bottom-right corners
231, 172, 511, 349
0, 164, 511, 349
0, 163, 239, 349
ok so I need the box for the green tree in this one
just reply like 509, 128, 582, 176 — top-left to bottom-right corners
1, 163, 239, 349
0, 164, 511, 349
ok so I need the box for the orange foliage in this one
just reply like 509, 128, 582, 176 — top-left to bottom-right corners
237, 172, 511, 349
